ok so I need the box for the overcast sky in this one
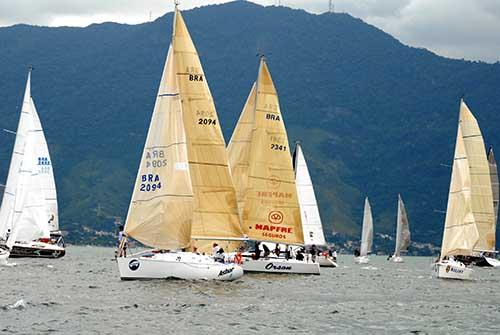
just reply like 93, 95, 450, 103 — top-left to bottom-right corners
0, 0, 499, 63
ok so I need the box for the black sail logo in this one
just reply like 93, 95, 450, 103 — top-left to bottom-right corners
129, 259, 140, 271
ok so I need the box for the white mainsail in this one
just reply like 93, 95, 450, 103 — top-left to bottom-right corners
360, 197, 373, 257
393, 194, 410, 257
440, 100, 494, 258
294, 143, 326, 246
1, 70, 56, 246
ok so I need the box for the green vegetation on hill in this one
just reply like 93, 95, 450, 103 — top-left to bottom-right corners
0, 1, 499, 251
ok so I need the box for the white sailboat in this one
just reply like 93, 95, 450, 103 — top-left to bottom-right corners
227, 57, 319, 275
391, 194, 410, 263
433, 99, 494, 280
355, 197, 373, 264
0, 69, 65, 259
116, 6, 243, 281
293, 142, 336, 267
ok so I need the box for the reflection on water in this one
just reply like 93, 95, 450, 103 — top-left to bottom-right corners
1, 246, 499, 334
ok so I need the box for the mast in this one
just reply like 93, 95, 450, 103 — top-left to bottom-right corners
172, 7, 243, 241
231, 57, 303, 245
360, 197, 373, 257
294, 142, 326, 246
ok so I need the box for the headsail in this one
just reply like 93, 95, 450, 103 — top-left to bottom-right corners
124, 45, 194, 250
0, 71, 34, 240
229, 58, 303, 245
440, 100, 493, 258
172, 8, 243, 241
488, 147, 499, 230
360, 197, 373, 257
293, 143, 326, 246
393, 194, 410, 257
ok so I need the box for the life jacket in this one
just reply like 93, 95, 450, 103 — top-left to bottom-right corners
234, 252, 243, 265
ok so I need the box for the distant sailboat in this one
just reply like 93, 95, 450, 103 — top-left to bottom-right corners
355, 197, 373, 264
0, 69, 65, 259
116, 5, 244, 281
391, 194, 410, 263
227, 57, 319, 274
293, 142, 336, 267
433, 99, 494, 279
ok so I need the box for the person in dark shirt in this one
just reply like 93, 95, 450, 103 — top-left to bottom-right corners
253, 241, 261, 260
285, 244, 291, 260
296, 250, 304, 261
263, 244, 271, 258
274, 243, 281, 257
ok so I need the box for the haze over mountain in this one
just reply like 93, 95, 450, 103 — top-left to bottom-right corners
0, 1, 499, 250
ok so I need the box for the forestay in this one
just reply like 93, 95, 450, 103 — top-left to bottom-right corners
360, 197, 373, 257
293, 143, 326, 246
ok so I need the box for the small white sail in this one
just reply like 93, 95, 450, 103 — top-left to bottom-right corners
294, 143, 326, 246
393, 194, 410, 257
360, 197, 373, 257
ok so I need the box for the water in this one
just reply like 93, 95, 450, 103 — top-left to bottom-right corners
1, 246, 499, 334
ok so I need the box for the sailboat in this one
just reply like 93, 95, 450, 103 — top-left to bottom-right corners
293, 142, 336, 267
227, 57, 319, 275
433, 99, 494, 280
390, 194, 410, 263
354, 197, 373, 264
116, 5, 244, 281
0, 69, 65, 259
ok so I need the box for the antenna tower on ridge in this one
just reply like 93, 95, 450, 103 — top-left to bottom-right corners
329, 0, 334, 13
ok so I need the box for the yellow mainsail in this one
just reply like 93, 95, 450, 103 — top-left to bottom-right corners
229, 58, 303, 245
172, 8, 243, 241
124, 45, 194, 250
440, 100, 494, 258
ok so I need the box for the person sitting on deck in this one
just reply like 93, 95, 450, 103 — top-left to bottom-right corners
214, 247, 225, 263
274, 243, 281, 257
285, 244, 291, 260
263, 244, 271, 258
296, 250, 304, 261
253, 241, 261, 260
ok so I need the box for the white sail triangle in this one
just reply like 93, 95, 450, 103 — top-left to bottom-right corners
394, 194, 410, 257
360, 197, 373, 257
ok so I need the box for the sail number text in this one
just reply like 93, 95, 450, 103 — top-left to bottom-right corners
198, 118, 217, 125
140, 174, 162, 192
270, 144, 287, 151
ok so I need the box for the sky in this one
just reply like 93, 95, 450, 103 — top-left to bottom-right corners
0, 0, 499, 63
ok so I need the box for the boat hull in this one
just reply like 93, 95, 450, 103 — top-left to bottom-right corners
432, 260, 473, 280
0, 247, 9, 261
9, 242, 65, 258
242, 257, 320, 275
354, 256, 370, 264
117, 252, 243, 281
318, 256, 337, 267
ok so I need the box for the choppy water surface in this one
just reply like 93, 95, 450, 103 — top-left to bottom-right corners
1, 246, 499, 334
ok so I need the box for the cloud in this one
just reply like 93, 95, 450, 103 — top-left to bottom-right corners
0, 0, 499, 62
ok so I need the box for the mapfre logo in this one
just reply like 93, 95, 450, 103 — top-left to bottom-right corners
267, 175, 281, 189
268, 211, 283, 224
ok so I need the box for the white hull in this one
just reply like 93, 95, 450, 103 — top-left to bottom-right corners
10, 241, 65, 258
0, 249, 9, 261
484, 256, 500, 267
242, 257, 320, 275
318, 256, 337, 267
392, 256, 404, 263
432, 260, 473, 280
354, 255, 370, 264
117, 251, 243, 281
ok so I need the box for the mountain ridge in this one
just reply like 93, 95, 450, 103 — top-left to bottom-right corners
0, 1, 499, 252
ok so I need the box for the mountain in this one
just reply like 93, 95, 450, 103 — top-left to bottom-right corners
0, 1, 499, 251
